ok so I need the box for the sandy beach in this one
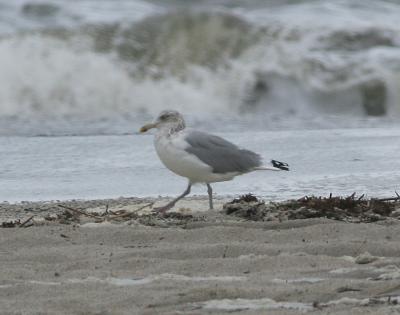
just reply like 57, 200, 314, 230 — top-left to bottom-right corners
2, 0, 400, 314
1, 197, 400, 315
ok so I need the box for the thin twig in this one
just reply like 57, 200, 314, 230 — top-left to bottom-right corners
107, 202, 154, 220
19, 215, 34, 228
58, 205, 102, 219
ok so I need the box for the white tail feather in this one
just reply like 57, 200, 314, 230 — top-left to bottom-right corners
254, 166, 281, 171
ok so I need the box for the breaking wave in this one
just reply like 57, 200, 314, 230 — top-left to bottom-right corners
1, 1, 400, 135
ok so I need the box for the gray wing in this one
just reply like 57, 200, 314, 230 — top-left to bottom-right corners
185, 130, 262, 174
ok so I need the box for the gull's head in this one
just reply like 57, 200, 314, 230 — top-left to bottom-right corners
140, 110, 186, 133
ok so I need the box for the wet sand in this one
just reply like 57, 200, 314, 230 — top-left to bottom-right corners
1, 197, 400, 314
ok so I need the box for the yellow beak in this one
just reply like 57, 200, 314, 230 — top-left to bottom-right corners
139, 123, 157, 133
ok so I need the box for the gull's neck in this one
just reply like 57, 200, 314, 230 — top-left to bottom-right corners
157, 122, 186, 137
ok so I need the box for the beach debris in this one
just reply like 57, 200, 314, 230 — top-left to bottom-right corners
55, 202, 156, 224
355, 252, 379, 264
0, 199, 201, 228
1, 215, 35, 228
336, 286, 361, 293
224, 194, 267, 221
162, 212, 193, 220
1, 220, 19, 228
56, 208, 81, 224
19, 215, 35, 228
58, 204, 102, 219
390, 209, 400, 218
225, 193, 400, 223
2, 194, 399, 228
52, 202, 199, 228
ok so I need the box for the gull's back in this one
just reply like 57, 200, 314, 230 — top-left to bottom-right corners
184, 130, 262, 175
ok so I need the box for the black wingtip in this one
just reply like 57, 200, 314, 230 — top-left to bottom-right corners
271, 159, 289, 171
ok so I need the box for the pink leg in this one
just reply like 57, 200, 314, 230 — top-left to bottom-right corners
153, 183, 192, 214
207, 183, 214, 210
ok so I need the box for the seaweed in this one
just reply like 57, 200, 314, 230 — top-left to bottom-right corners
224, 193, 400, 223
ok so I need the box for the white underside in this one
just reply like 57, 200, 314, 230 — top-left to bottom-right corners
154, 129, 242, 183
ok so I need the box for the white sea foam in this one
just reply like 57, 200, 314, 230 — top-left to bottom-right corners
1, 1, 400, 135
0, 0, 159, 33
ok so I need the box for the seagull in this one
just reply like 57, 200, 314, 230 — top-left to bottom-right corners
140, 110, 289, 213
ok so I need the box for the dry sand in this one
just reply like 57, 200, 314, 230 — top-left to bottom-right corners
1, 197, 400, 315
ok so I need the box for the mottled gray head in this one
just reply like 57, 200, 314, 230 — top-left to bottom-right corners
140, 110, 186, 133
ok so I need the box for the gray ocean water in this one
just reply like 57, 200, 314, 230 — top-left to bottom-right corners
1, 128, 399, 202
0, 0, 399, 201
